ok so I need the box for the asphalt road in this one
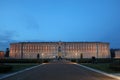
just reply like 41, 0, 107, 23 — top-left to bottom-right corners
1, 60, 119, 80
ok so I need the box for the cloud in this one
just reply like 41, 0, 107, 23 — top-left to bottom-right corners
0, 30, 18, 51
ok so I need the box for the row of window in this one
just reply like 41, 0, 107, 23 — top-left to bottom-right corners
11, 52, 109, 58
11, 45, 108, 50
10, 49, 108, 53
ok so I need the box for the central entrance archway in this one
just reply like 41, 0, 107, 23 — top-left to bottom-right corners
58, 46, 62, 59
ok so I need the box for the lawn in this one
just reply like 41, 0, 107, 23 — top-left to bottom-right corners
10, 64, 38, 72
0, 64, 39, 73
81, 63, 120, 73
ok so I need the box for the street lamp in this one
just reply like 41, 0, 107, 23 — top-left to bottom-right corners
96, 43, 98, 58
96, 43, 99, 63
41, 53, 44, 63
75, 53, 78, 63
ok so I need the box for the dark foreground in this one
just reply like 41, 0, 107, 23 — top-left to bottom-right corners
0, 60, 119, 80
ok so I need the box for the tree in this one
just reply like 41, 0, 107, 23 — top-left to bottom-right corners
5, 48, 9, 57
92, 56, 96, 64
37, 54, 40, 59
80, 53, 83, 59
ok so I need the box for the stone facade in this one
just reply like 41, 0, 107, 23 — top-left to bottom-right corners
10, 42, 110, 59
0, 51, 4, 58
115, 50, 120, 58
110, 49, 120, 58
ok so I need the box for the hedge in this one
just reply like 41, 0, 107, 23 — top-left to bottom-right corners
0, 59, 51, 63
66, 58, 120, 63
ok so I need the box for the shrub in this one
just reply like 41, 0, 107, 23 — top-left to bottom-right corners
78, 59, 92, 63
71, 59, 76, 62
43, 59, 49, 63
0, 59, 52, 63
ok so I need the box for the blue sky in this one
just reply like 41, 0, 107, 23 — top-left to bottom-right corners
0, 0, 120, 50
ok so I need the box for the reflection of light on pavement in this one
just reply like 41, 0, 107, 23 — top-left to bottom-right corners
69, 62, 77, 64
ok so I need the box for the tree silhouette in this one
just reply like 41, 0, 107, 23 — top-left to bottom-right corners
37, 54, 40, 59
80, 53, 83, 59
5, 48, 9, 57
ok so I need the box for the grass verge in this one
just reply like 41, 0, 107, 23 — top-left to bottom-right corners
0, 64, 38, 73
81, 63, 120, 73
11, 64, 38, 72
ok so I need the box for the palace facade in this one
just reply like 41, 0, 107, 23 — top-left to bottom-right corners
0, 51, 4, 59
10, 42, 110, 59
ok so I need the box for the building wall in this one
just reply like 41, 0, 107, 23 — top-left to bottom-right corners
10, 42, 110, 59
0, 51, 4, 58
115, 50, 120, 58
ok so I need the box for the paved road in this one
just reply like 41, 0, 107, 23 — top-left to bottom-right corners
1, 60, 119, 80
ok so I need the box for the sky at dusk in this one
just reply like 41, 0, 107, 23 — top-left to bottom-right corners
0, 0, 120, 51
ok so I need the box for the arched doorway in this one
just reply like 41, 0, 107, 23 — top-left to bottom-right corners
58, 46, 62, 60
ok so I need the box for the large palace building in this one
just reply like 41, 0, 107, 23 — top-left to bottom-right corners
10, 42, 110, 59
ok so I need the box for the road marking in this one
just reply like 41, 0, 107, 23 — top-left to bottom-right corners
75, 64, 120, 80
0, 64, 45, 80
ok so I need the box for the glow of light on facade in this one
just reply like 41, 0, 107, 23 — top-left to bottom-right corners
9, 42, 110, 59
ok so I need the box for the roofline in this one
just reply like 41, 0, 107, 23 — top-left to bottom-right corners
10, 41, 109, 44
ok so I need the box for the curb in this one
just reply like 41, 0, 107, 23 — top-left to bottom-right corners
0, 64, 45, 80
75, 64, 120, 80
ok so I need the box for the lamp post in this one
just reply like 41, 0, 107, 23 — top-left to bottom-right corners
96, 43, 99, 63
41, 53, 43, 63
96, 43, 98, 58
75, 53, 78, 63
